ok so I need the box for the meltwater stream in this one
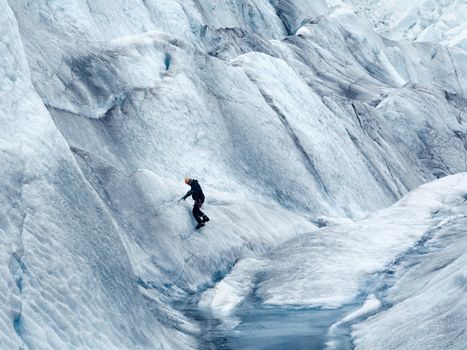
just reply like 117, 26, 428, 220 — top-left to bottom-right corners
214, 302, 356, 350
183, 292, 359, 350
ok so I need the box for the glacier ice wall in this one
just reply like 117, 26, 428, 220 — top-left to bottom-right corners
1, 0, 466, 348
0, 1, 184, 348
348, 0, 467, 50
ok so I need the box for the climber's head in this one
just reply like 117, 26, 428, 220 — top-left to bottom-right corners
184, 176, 191, 185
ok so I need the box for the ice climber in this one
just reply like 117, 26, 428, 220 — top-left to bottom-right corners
180, 176, 210, 229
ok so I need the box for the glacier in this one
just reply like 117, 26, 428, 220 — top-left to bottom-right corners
1, 0, 466, 349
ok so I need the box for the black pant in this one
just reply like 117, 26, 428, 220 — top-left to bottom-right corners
193, 199, 205, 224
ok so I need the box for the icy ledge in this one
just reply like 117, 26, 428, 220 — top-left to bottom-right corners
200, 173, 467, 328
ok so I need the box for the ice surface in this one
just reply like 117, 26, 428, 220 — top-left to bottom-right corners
0, 2, 187, 348
1, 0, 467, 348
198, 258, 266, 328
260, 174, 467, 307
352, 191, 467, 349
200, 173, 467, 315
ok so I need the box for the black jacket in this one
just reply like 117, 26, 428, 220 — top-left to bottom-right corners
182, 179, 205, 202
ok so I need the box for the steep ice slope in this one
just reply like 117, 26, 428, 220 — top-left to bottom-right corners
1, 0, 467, 348
200, 173, 467, 348
0, 2, 184, 349
348, 0, 467, 50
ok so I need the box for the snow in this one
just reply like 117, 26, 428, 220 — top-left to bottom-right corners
1, 0, 467, 348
